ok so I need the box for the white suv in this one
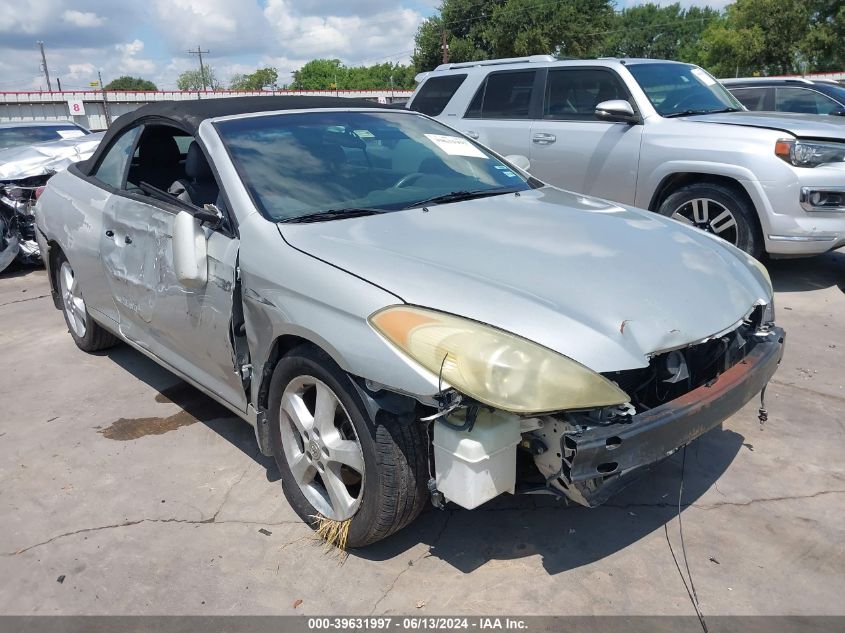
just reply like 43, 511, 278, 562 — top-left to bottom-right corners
408, 56, 845, 258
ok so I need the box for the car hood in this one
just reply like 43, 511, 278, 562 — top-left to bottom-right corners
280, 188, 771, 372
0, 132, 104, 181
686, 111, 845, 139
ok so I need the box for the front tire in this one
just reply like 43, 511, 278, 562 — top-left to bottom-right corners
55, 251, 118, 352
268, 345, 428, 547
658, 182, 763, 259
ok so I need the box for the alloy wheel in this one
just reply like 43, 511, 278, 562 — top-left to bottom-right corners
59, 261, 87, 339
672, 197, 739, 245
278, 375, 365, 521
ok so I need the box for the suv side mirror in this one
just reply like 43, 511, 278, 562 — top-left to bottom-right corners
595, 100, 638, 124
505, 154, 531, 173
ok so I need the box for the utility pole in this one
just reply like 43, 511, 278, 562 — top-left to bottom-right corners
37, 41, 53, 92
98, 70, 112, 126
440, 29, 449, 64
188, 46, 210, 91
56, 77, 62, 91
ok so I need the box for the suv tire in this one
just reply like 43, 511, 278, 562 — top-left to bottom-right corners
657, 182, 764, 259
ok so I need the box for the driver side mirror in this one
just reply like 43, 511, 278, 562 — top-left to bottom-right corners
595, 100, 639, 124
172, 210, 208, 288
505, 154, 531, 173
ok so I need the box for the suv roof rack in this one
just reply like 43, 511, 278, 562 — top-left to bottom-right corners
433, 55, 556, 72
723, 77, 815, 85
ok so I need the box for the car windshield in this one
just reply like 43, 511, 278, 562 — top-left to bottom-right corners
0, 125, 86, 150
215, 111, 532, 222
627, 63, 744, 117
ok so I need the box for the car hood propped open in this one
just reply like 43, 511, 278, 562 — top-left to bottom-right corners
280, 187, 771, 372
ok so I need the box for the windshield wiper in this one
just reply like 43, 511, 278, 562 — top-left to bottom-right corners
281, 208, 386, 224
404, 188, 519, 210
664, 107, 742, 118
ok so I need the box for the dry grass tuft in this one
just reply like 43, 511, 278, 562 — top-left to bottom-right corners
312, 514, 352, 561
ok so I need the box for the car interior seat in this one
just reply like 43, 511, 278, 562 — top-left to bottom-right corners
169, 141, 219, 207
130, 129, 182, 191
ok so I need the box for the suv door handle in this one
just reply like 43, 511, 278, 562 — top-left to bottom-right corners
124, 235, 133, 245
105, 230, 114, 238
465, 131, 479, 139
532, 133, 556, 145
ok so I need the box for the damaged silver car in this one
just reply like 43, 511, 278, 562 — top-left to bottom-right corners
36, 97, 784, 546
0, 131, 103, 273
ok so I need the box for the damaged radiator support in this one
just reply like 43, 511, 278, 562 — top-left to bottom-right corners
531, 325, 785, 507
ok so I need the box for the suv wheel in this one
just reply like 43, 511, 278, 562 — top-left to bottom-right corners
658, 182, 763, 259
268, 345, 429, 547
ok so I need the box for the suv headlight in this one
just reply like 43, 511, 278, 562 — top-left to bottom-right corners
775, 139, 845, 168
369, 306, 629, 414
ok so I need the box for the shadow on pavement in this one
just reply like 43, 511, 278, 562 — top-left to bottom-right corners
358, 426, 743, 574
103, 345, 280, 482
768, 249, 844, 293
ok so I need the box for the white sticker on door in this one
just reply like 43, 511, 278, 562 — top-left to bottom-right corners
424, 134, 487, 158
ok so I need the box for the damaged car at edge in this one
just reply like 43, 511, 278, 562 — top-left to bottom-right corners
0, 131, 103, 273
35, 97, 784, 547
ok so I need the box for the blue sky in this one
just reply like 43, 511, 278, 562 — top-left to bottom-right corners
0, 0, 730, 91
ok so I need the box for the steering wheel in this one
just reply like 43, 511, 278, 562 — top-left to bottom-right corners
669, 93, 703, 111
392, 172, 424, 189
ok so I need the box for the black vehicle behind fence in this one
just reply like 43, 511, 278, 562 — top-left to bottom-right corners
722, 77, 845, 116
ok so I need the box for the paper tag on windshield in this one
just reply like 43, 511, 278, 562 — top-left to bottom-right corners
690, 67, 716, 86
424, 134, 487, 158
57, 130, 85, 139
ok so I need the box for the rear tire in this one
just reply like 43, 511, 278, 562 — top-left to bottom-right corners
658, 182, 764, 259
55, 251, 119, 353
268, 345, 429, 547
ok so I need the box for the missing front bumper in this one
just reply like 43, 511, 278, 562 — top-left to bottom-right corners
557, 327, 785, 507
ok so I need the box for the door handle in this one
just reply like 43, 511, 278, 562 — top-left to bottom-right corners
532, 133, 556, 145
465, 131, 479, 139
105, 229, 114, 238
124, 235, 133, 245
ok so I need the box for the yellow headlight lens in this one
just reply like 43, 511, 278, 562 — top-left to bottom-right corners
369, 306, 629, 414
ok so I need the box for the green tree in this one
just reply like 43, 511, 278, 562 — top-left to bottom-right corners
176, 67, 220, 91
412, 0, 617, 72
600, 3, 722, 62
698, 0, 814, 77
291, 59, 416, 90
104, 75, 158, 91
801, 0, 845, 72
229, 67, 279, 91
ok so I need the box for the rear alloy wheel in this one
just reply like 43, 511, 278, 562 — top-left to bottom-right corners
55, 252, 118, 352
658, 182, 763, 259
268, 346, 429, 547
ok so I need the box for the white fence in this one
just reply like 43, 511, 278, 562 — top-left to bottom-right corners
0, 89, 414, 131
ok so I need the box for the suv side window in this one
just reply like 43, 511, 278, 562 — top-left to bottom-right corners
776, 87, 840, 115
543, 68, 630, 120
411, 74, 467, 116
465, 71, 537, 119
94, 126, 142, 188
729, 87, 774, 111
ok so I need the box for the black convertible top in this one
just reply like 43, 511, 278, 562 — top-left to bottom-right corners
82, 95, 391, 175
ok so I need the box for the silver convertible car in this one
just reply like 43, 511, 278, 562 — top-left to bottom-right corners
36, 97, 784, 546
